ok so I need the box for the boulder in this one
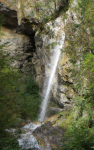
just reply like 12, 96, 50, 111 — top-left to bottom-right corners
33, 121, 65, 149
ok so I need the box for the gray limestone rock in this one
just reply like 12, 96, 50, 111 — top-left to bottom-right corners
33, 121, 65, 149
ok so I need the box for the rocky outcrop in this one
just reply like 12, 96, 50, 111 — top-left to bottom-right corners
0, 26, 34, 73
1, 0, 69, 21
0, 2, 41, 35
0, 2, 44, 91
33, 16, 76, 108
0, 2, 18, 28
53, 53, 75, 106
33, 121, 65, 150
32, 32, 45, 90
49, 2, 78, 108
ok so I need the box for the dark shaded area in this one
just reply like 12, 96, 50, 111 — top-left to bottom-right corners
0, 2, 40, 37
27, 35, 36, 52
0, 132, 19, 150
0, 2, 18, 28
19, 18, 39, 35
16, 18, 40, 36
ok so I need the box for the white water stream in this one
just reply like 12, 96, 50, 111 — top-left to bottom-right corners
39, 46, 60, 122
17, 122, 42, 150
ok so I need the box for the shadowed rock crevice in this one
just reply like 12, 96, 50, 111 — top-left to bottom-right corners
0, 2, 18, 28
0, 2, 40, 36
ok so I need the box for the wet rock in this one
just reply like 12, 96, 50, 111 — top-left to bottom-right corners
50, 51, 75, 108
35, 32, 43, 48
46, 107, 63, 118
57, 100, 64, 108
10, 60, 23, 69
33, 121, 65, 149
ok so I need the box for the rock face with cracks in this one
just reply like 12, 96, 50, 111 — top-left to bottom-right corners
0, 26, 34, 74
33, 121, 65, 150
0, 1, 75, 110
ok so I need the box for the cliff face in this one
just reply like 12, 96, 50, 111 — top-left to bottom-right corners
1, 1, 94, 150
0, 1, 76, 110
0, 0, 67, 18
33, 1, 77, 108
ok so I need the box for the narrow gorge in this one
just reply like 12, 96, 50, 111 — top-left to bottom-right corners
0, 0, 94, 150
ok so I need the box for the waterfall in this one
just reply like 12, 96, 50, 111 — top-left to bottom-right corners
39, 48, 60, 122
39, 30, 65, 122
6, 17, 65, 150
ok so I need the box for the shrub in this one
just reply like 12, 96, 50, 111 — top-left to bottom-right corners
63, 122, 94, 150
20, 75, 41, 120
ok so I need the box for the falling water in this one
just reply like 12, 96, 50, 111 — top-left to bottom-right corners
13, 17, 65, 150
39, 33, 65, 122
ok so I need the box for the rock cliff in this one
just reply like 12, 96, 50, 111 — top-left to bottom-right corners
0, 0, 75, 113
1, 1, 94, 150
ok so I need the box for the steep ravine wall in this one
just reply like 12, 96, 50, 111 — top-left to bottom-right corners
0, 1, 76, 112
34, 16, 76, 111
0, 1, 80, 150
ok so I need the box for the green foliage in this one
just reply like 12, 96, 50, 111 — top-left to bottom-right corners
49, 100, 59, 108
63, 124, 94, 150
0, 49, 41, 127
59, 97, 94, 150
0, 53, 41, 149
58, 113, 63, 118
20, 0, 69, 25
41, 0, 70, 24
20, 75, 41, 120
60, 0, 94, 149
0, 53, 17, 129
0, 133, 19, 150
45, 42, 58, 50
0, 15, 41, 149
64, 0, 94, 98
32, 66, 36, 75
25, 75, 39, 95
